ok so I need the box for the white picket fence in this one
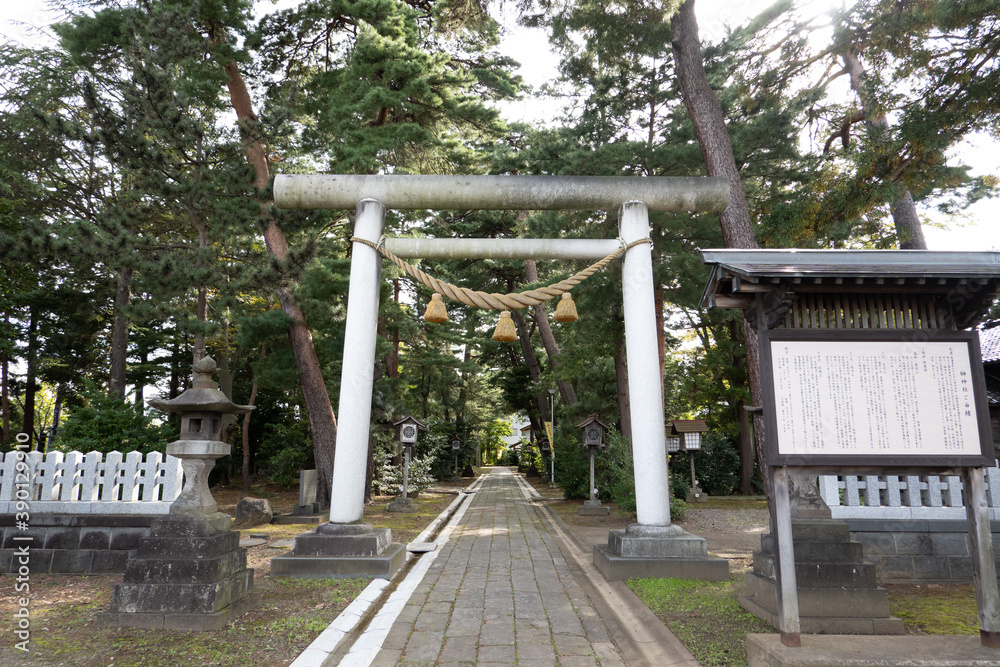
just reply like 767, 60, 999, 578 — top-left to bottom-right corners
818, 467, 1000, 521
0, 450, 182, 515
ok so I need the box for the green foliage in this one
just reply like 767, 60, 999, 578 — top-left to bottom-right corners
594, 429, 636, 511
672, 433, 742, 498
670, 497, 689, 522
669, 464, 690, 501
57, 386, 168, 454
373, 446, 435, 496
554, 437, 590, 500
257, 413, 313, 488
474, 418, 512, 466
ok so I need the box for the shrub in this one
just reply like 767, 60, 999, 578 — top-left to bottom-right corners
373, 446, 435, 495
595, 429, 636, 511
693, 433, 741, 496
57, 385, 168, 454
670, 496, 689, 522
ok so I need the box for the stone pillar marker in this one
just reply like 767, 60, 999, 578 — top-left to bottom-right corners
97, 357, 259, 630
294, 469, 319, 515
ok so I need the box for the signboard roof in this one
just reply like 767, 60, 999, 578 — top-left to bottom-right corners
699, 249, 1000, 329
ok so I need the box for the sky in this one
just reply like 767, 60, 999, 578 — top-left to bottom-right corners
1, 0, 998, 252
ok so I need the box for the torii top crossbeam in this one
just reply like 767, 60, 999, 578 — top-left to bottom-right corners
274, 174, 730, 213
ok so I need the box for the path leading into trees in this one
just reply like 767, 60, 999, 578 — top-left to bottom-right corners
364, 467, 697, 666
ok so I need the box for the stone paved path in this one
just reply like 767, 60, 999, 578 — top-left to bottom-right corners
372, 468, 626, 666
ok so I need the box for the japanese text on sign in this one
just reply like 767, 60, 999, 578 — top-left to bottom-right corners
771, 340, 981, 457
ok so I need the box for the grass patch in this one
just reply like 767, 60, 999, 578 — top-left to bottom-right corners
628, 576, 774, 666
887, 584, 981, 635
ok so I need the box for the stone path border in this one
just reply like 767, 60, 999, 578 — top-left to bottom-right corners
292, 468, 698, 666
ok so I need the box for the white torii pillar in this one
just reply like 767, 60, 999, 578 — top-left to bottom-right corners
620, 201, 672, 526
274, 174, 729, 528
329, 198, 385, 523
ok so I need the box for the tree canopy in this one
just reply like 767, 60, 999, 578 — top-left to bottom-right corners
1, 0, 995, 501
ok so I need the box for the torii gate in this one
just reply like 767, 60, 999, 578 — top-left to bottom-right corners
272, 174, 730, 580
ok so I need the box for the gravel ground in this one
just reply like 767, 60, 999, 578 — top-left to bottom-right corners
677, 506, 770, 575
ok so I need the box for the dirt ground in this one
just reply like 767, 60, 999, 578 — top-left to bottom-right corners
681, 507, 769, 557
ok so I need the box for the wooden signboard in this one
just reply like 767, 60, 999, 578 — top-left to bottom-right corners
760, 329, 994, 468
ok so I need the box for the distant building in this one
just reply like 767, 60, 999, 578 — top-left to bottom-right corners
979, 326, 1000, 450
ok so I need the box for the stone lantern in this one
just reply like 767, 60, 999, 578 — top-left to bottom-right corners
98, 356, 258, 631
669, 419, 709, 504
450, 435, 463, 482
148, 356, 253, 515
576, 414, 610, 515
387, 415, 426, 513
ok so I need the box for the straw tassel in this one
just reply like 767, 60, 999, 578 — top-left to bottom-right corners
492, 311, 518, 342
424, 293, 448, 323
554, 293, 579, 322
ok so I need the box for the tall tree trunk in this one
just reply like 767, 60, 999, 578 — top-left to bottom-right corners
219, 58, 338, 508
133, 337, 148, 408
456, 325, 474, 423
672, 0, 756, 250
365, 432, 375, 504
730, 320, 755, 495
841, 49, 927, 250
242, 344, 264, 495
191, 200, 209, 365
2, 312, 9, 443
511, 309, 549, 421
22, 305, 37, 449
167, 331, 182, 429
671, 0, 768, 495
108, 266, 131, 397
654, 281, 667, 397
50, 384, 63, 449
613, 335, 632, 451
385, 279, 400, 378
217, 344, 238, 446
524, 260, 577, 406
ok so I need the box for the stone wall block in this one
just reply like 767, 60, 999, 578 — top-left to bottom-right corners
930, 533, 970, 557
43, 527, 81, 550
893, 532, 932, 555
109, 527, 149, 551
851, 532, 896, 555
79, 528, 112, 550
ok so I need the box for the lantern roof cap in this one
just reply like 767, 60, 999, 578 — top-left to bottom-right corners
147, 357, 253, 415
392, 414, 428, 431
669, 419, 708, 434
575, 414, 608, 430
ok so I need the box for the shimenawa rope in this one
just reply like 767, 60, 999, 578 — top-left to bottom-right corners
349, 237, 651, 311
